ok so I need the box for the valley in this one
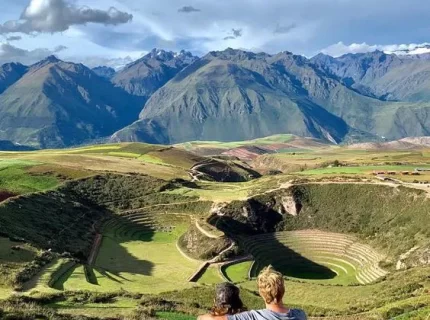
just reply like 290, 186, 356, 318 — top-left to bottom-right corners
0, 137, 429, 319
2, 49, 430, 149
1, 0, 430, 319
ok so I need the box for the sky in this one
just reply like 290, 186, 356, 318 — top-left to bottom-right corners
1, 0, 430, 69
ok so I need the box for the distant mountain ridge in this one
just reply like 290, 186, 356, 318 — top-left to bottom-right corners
311, 50, 430, 102
0, 62, 28, 94
0, 56, 141, 148
92, 66, 116, 79
111, 48, 198, 105
1, 48, 430, 148
113, 48, 430, 144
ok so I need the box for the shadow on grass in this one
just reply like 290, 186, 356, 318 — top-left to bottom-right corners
52, 264, 80, 290
248, 234, 337, 280
53, 215, 157, 289
84, 265, 99, 285
90, 215, 157, 283
214, 203, 336, 281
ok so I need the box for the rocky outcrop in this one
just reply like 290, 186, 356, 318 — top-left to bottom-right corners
280, 196, 302, 216
398, 245, 430, 269
178, 225, 231, 260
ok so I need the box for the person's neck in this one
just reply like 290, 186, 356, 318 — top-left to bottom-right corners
265, 302, 289, 313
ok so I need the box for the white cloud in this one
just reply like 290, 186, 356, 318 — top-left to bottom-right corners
2, 0, 430, 63
72, 55, 136, 70
320, 42, 430, 57
0, 0, 133, 34
0, 42, 67, 65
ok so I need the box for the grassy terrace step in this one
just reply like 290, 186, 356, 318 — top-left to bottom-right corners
250, 244, 382, 264
251, 239, 384, 260
242, 230, 386, 286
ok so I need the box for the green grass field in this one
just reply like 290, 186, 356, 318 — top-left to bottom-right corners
241, 231, 379, 286
223, 261, 253, 283
0, 159, 59, 194
1, 142, 430, 320
48, 297, 138, 319
196, 266, 222, 285
157, 312, 194, 320
298, 164, 430, 175
56, 217, 201, 294
179, 134, 295, 151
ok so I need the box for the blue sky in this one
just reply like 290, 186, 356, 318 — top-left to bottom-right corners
1, 0, 430, 68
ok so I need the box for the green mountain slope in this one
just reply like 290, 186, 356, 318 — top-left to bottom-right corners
112, 49, 198, 105
113, 49, 430, 144
0, 56, 141, 148
112, 49, 357, 144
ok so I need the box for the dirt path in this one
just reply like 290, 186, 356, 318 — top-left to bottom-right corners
208, 242, 235, 263
175, 241, 201, 263
194, 219, 222, 239
117, 200, 203, 216
256, 178, 430, 198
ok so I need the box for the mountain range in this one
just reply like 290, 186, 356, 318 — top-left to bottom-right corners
0, 48, 430, 148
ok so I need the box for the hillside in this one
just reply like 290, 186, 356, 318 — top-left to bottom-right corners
213, 183, 430, 265
0, 49, 429, 148
0, 62, 28, 94
0, 144, 429, 319
92, 66, 116, 79
112, 49, 355, 144
112, 49, 198, 105
113, 48, 430, 144
177, 134, 330, 159
348, 136, 430, 150
311, 50, 430, 102
0, 57, 141, 148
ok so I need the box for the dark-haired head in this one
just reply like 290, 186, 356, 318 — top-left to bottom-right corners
211, 283, 246, 316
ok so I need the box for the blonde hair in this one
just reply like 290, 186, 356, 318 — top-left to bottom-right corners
257, 266, 285, 304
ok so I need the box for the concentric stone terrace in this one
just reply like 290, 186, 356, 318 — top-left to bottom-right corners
242, 230, 388, 285
102, 211, 160, 241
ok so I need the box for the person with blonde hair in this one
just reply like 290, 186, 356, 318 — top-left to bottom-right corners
198, 266, 307, 320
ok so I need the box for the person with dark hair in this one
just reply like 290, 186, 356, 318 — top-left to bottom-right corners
198, 266, 307, 320
211, 283, 247, 316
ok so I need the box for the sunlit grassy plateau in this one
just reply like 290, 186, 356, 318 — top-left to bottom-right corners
0, 137, 430, 319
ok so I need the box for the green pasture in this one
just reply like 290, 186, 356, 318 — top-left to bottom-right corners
157, 312, 194, 320
240, 230, 389, 286
297, 164, 430, 176
258, 148, 430, 177
49, 297, 138, 319
139, 154, 165, 165
180, 134, 295, 150
0, 159, 60, 194
58, 219, 201, 294
238, 267, 430, 316
196, 266, 222, 285
222, 261, 253, 283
